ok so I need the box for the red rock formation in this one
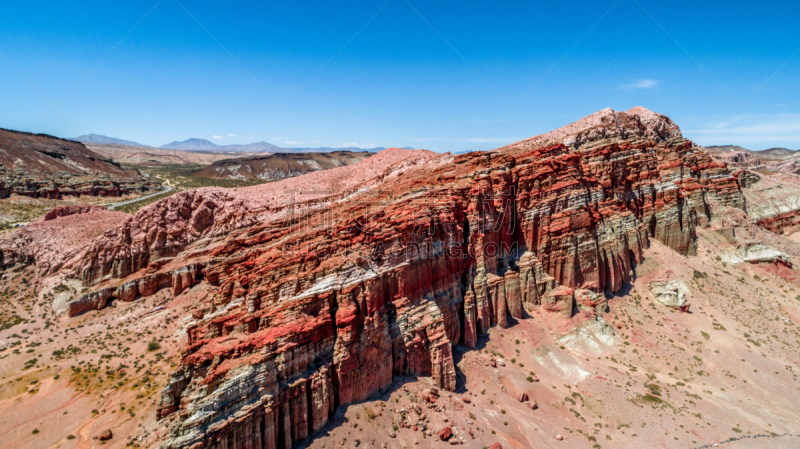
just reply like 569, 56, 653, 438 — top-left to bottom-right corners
60, 108, 747, 449
40, 205, 108, 221
757, 211, 800, 235
63, 189, 259, 284
0, 205, 130, 276
61, 148, 438, 286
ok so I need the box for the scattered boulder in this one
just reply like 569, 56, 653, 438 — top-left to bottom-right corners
439, 426, 453, 441
528, 401, 539, 410
422, 389, 439, 403
490, 444, 503, 449
649, 280, 689, 311
99, 429, 113, 441
518, 392, 529, 402
556, 434, 566, 440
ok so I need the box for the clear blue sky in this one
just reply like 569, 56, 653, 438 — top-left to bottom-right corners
1, 0, 798, 151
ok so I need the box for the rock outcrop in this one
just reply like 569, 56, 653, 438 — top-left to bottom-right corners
58, 108, 747, 449
193, 151, 374, 180
735, 242, 792, 267
62, 188, 259, 284
649, 280, 689, 310
736, 172, 800, 235
0, 127, 160, 198
0, 205, 130, 275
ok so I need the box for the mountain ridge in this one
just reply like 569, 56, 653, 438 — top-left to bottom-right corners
0, 127, 160, 199
70, 133, 145, 147
160, 137, 410, 153
69, 133, 409, 153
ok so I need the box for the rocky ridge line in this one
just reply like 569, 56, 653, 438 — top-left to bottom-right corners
0, 127, 160, 199
51, 108, 747, 449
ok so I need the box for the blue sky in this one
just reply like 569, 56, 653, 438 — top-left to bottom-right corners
1, 0, 799, 151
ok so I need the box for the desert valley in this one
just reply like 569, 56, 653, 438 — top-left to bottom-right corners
0, 106, 800, 449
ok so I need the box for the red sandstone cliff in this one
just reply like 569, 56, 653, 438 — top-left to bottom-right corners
56, 108, 747, 449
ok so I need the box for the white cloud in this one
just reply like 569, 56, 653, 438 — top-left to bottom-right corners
227, 133, 235, 137
271, 136, 287, 141
212, 135, 223, 139
684, 113, 800, 148
284, 140, 299, 145
622, 79, 659, 89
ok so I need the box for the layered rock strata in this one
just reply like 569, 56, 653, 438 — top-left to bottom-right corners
60, 108, 747, 449
154, 145, 742, 447
193, 151, 374, 180
0, 127, 159, 198
735, 242, 792, 267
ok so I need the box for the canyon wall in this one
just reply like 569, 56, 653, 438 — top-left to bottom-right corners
36, 108, 747, 448
145, 137, 743, 449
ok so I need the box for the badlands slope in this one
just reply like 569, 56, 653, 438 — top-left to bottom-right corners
192, 151, 374, 180
0, 128, 160, 199
0, 109, 800, 449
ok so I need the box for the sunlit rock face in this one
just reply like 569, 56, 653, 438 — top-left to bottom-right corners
55, 108, 746, 449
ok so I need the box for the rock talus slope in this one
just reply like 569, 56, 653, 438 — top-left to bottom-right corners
57, 108, 748, 449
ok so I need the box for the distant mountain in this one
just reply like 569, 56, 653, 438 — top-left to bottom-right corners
71, 133, 145, 147
705, 145, 751, 153
758, 147, 798, 158
159, 138, 224, 151
275, 146, 417, 153
237, 141, 284, 152
73, 134, 413, 154
159, 138, 299, 153
159, 138, 406, 154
